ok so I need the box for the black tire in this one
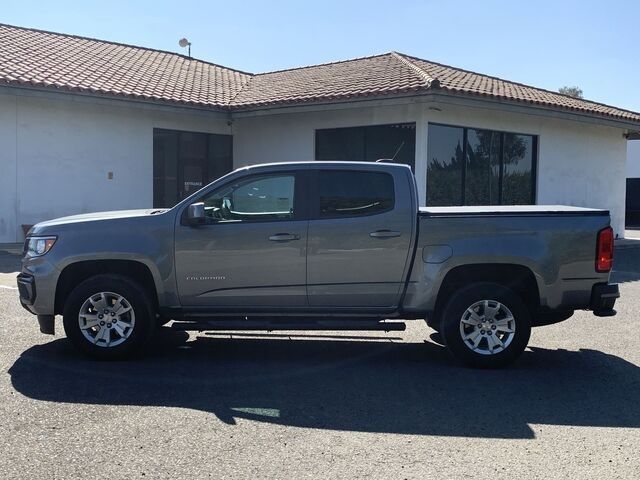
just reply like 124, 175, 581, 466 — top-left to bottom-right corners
439, 282, 531, 368
426, 316, 440, 332
62, 274, 155, 360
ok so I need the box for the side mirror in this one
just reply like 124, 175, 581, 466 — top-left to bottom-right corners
186, 202, 206, 226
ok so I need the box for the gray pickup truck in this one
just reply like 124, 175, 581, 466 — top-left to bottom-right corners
18, 161, 619, 367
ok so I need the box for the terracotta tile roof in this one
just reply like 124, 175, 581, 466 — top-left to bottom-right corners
230, 53, 438, 107
1, 23, 639, 125
239, 52, 640, 123
0, 23, 251, 107
399, 53, 640, 123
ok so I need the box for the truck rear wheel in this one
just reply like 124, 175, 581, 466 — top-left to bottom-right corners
439, 282, 531, 368
62, 274, 155, 360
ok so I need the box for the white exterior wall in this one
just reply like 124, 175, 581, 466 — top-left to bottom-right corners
0, 90, 230, 243
628, 140, 640, 178
234, 101, 628, 236
0, 94, 17, 243
0, 89, 629, 242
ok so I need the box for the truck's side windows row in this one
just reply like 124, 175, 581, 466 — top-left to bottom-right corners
318, 170, 395, 218
197, 170, 395, 224
201, 174, 295, 223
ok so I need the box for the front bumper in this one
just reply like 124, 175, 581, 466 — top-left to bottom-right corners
590, 283, 619, 317
17, 273, 36, 306
17, 255, 59, 317
17, 272, 56, 334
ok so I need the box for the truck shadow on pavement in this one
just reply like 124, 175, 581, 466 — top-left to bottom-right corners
9, 329, 640, 439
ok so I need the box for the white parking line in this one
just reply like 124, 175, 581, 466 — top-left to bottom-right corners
0, 285, 17, 290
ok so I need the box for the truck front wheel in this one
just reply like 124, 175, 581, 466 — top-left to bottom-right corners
439, 282, 531, 368
62, 274, 155, 360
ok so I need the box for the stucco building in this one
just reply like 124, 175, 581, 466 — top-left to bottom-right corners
1, 23, 639, 242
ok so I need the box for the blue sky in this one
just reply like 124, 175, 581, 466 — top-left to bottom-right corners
2, 0, 639, 111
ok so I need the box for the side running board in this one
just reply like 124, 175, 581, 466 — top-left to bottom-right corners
170, 319, 406, 332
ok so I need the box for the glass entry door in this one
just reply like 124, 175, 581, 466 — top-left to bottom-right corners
178, 132, 208, 200
153, 129, 233, 208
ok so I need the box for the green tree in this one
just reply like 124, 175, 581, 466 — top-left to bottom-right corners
559, 86, 583, 98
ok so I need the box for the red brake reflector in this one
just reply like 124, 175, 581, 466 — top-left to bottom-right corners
596, 227, 614, 273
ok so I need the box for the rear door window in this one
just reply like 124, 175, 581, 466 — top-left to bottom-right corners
317, 170, 395, 218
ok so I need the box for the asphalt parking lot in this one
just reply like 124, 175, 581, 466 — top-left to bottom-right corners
1, 245, 639, 479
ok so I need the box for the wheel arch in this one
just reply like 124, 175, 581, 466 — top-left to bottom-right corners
433, 263, 540, 323
55, 260, 159, 315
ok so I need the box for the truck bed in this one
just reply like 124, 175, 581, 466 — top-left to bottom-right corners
403, 205, 612, 315
419, 205, 608, 217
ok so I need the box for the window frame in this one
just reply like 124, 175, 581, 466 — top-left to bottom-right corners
181, 170, 308, 226
427, 122, 538, 206
308, 169, 396, 220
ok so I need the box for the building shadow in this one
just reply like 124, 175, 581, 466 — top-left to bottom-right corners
9, 329, 640, 439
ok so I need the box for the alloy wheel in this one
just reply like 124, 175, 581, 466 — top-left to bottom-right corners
458, 299, 516, 355
78, 291, 136, 348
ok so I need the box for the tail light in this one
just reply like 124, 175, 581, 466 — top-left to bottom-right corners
596, 227, 614, 273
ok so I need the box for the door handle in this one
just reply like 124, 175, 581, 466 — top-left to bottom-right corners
269, 233, 300, 242
369, 230, 402, 238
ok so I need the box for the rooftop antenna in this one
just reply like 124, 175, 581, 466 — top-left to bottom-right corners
178, 38, 191, 57
375, 141, 406, 163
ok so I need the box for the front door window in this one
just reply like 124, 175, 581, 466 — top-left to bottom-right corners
200, 174, 296, 223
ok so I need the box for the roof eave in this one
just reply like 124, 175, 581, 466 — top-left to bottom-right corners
229, 90, 432, 116
429, 90, 640, 131
3, 79, 639, 133
230, 89, 640, 130
0, 81, 231, 117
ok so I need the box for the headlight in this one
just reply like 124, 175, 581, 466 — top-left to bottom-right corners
25, 236, 57, 257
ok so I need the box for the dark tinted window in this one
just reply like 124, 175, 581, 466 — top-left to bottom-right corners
427, 124, 536, 206
466, 129, 501, 206
316, 127, 365, 163
153, 129, 233, 208
318, 171, 394, 218
502, 133, 534, 205
316, 123, 416, 171
153, 130, 179, 208
426, 124, 463, 206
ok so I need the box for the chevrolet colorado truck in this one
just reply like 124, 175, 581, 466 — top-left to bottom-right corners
18, 161, 619, 367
